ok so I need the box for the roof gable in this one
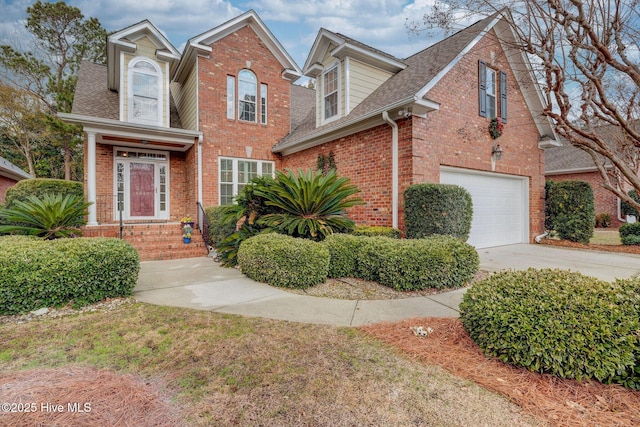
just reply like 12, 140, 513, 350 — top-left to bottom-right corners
107, 20, 181, 90
175, 10, 301, 83
0, 156, 31, 181
303, 28, 406, 77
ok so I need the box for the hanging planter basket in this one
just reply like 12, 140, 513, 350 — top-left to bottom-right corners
489, 117, 504, 139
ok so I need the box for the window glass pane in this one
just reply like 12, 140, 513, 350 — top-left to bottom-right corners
227, 76, 235, 119
324, 66, 338, 119
220, 183, 234, 205
133, 61, 156, 72
261, 162, 273, 176
238, 160, 258, 184
238, 70, 257, 122
260, 84, 267, 124
220, 159, 233, 183
486, 68, 496, 118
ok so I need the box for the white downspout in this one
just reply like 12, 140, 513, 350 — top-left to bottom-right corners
617, 197, 627, 224
86, 131, 98, 226
382, 111, 399, 229
197, 134, 203, 208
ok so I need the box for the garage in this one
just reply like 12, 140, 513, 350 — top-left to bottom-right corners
440, 167, 529, 248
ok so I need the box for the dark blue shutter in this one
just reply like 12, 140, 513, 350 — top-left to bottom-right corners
478, 60, 487, 117
500, 70, 508, 123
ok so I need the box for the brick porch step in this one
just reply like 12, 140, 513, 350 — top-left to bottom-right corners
83, 223, 208, 261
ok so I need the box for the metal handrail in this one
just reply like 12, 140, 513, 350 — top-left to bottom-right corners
196, 201, 212, 252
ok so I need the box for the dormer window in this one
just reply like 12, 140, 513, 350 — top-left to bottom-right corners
129, 58, 162, 125
323, 63, 339, 121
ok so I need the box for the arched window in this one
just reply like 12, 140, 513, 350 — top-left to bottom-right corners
238, 70, 257, 122
129, 58, 162, 125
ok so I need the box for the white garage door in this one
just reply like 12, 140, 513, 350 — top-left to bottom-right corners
440, 167, 529, 248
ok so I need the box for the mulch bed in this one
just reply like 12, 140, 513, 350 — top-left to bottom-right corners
362, 317, 640, 427
542, 238, 640, 254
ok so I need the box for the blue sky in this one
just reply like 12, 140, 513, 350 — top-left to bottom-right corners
0, 0, 477, 79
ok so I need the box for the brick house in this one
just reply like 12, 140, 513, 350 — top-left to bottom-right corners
60, 10, 557, 259
0, 156, 31, 204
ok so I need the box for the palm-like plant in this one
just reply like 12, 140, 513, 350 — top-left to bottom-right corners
0, 193, 91, 239
255, 169, 364, 240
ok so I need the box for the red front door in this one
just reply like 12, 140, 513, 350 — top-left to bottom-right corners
130, 162, 155, 217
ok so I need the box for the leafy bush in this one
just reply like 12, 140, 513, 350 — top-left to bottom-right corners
352, 225, 401, 238
0, 236, 140, 314
0, 194, 91, 239
355, 236, 399, 282
404, 184, 472, 240
545, 180, 595, 243
377, 236, 479, 290
620, 222, 640, 245
620, 190, 640, 217
255, 169, 364, 241
595, 213, 611, 228
206, 205, 236, 248
238, 233, 329, 289
460, 269, 640, 388
5, 178, 83, 208
322, 234, 363, 278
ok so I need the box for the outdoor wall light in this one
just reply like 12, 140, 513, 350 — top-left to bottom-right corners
492, 144, 503, 161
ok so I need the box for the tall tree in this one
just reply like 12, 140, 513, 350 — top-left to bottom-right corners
0, 83, 51, 177
0, 0, 106, 180
409, 0, 640, 213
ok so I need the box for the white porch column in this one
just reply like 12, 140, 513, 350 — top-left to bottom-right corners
86, 131, 98, 225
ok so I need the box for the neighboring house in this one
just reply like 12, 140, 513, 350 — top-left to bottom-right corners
0, 156, 31, 204
60, 9, 557, 259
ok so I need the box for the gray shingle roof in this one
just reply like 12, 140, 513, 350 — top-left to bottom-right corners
73, 61, 183, 129
289, 84, 316, 134
274, 13, 498, 153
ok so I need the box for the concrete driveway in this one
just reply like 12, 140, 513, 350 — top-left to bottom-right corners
478, 244, 640, 281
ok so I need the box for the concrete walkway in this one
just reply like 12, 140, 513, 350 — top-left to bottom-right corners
134, 244, 640, 327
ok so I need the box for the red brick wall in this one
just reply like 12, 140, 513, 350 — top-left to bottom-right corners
282, 28, 546, 241
198, 25, 291, 207
0, 176, 18, 204
546, 171, 622, 228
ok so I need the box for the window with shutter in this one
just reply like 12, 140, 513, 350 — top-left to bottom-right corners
500, 71, 508, 123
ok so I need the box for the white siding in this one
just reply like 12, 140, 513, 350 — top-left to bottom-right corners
347, 59, 393, 113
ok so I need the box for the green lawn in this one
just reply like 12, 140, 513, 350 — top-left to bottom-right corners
0, 303, 538, 427
591, 229, 622, 245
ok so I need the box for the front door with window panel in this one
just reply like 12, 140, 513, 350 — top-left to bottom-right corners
115, 149, 169, 220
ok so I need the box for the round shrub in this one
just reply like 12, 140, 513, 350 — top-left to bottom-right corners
5, 178, 84, 208
238, 233, 329, 289
0, 236, 140, 315
377, 236, 479, 290
620, 222, 640, 245
460, 269, 640, 387
404, 184, 472, 240
351, 225, 401, 238
323, 233, 363, 278
620, 190, 640, 218
545, 180, 595, 243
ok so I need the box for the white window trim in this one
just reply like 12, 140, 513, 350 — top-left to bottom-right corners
113, 147, 170, 221
218, 157, 275, 205
260, 83, 268, 125
238, 69, 257, 123
486, 67, 497, 119
127, 57, 163, 126
227, 75, 235, 120
321, 61, 341, 125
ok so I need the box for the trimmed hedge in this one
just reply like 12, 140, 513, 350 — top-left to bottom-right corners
323, 233, 363, 278
545, 180, 595, 243
378, 236, 479, 290
355, 236, 399, 282
404, 184, 472, 240
5, 178, 84, 208
620, 190, 640, 218
238, 233, 329, 289
351, 225, 401, 238
0, 236, 140, 315
620, 222, 640, 245
460, 269, 640, 388
205, 205, 236, 248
